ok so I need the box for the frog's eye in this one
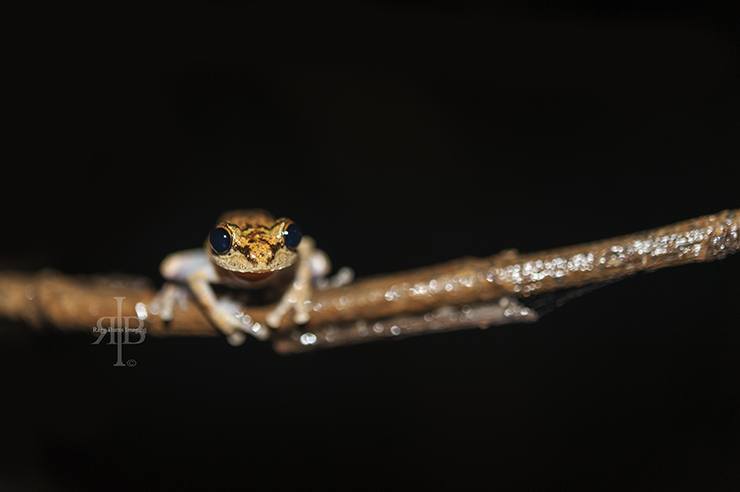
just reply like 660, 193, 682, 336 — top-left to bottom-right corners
209, 227, 232, 255
283, 223, 302, 250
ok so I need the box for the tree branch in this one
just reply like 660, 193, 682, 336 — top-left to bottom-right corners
0, 209, 736, 353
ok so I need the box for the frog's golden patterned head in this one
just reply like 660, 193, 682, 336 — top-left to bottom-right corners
206, 211, 303, 276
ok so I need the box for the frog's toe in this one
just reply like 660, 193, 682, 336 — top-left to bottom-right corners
226, 331, 247, 346
265, 309, 286, 329
293, 309, 310, 326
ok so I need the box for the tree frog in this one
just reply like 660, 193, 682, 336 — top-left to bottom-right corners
150, 210, 351, 345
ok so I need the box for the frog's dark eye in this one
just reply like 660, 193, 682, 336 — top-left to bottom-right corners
283, 223, 302, 250
209, 227, 232, 255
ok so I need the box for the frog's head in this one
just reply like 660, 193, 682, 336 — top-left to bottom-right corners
206, 217, 302, 279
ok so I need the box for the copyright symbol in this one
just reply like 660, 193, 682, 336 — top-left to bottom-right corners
126, 359, 137, 367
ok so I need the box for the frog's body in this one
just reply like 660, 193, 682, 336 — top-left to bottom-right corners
152, 210, 349, 346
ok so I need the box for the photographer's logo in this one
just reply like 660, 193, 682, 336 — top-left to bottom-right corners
92, 297, 146, 367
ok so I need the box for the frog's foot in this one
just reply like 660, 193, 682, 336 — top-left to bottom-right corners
212, 298, 270, 346
265, 279, 312, 329
149, 283, 189, 322
316, 266, 354, 290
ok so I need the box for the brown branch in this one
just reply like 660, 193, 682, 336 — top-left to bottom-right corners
0, 209, 737, 353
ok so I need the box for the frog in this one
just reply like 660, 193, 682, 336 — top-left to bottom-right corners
149, 210, 352, 346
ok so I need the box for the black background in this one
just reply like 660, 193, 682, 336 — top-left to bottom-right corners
2, 2, 739, 491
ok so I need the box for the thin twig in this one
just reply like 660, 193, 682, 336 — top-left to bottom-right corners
0, 209, 736, 353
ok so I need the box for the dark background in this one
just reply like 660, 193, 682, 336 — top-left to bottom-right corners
2, 2, 739, 491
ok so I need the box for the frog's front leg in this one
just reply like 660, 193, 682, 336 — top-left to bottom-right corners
265, 236, 322, 328
149, 282, 189, 322
156, 249, 268, 345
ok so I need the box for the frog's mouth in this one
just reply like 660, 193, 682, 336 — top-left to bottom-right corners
213, 264, 275, 282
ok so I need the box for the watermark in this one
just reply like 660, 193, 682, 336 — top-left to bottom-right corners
92, 297, 146, 367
